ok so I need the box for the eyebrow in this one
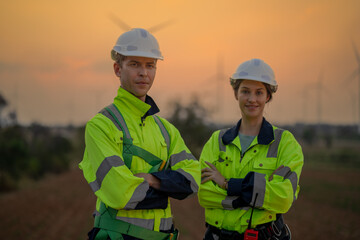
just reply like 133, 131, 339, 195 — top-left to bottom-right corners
128, 60, 156, 64
240, 86, 265, 90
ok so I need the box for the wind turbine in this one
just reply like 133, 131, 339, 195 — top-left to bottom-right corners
301, 70, 327, 125
108, 12, 175, 33
344, 41, 360, 132
302, 86, 309, 123
343, 70, 358, 125
196, 54, 227, 121
215, 54, 226, 112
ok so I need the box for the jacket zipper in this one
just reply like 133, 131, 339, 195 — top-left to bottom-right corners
140, 116, 146, 142
240, 144, 257, 163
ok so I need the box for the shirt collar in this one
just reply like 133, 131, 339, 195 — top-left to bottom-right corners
222, 117, 274, 145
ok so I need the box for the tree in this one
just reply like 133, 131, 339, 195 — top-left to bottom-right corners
302, 126, 316, 145
0, 93, 8, 127
168, 96, 215, 158
0, 126, 29, 191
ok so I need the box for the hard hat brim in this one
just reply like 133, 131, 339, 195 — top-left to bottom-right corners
230, 76, 278, 93
113, 48, 164, 60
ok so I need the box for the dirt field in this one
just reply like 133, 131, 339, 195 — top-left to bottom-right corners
1, 166, 359, 240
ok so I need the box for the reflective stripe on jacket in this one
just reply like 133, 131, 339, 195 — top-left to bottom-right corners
198, 118, 303, 234
79, 87, 200, 232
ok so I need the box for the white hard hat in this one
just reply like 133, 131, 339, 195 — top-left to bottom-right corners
111, 28, 163, 60
230, 58, 278, 93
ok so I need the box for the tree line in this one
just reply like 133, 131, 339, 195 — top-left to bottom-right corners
1, 96, 359, 192
0, 98, 215, 193
0, 124, 81, 192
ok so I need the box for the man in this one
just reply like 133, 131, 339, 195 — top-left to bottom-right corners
79, 28, 200, 240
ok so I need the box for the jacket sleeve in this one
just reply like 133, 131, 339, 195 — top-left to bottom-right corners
227, 131, 304, 213
79, 115, 168, 210
198, 131, 229, 209
151, 118, 201, 200
262, 131, 303, 212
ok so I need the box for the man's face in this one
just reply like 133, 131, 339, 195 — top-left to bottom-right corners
114, 56, 157, 101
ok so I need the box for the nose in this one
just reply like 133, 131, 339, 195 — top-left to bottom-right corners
139, 66, 148, 77
248, 93, 256, 102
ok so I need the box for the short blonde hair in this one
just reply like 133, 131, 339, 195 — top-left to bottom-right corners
111, 50, 127, 66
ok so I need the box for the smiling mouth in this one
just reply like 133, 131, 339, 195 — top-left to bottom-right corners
245, 105, 259, 110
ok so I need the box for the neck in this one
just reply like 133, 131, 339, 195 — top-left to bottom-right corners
239, 117, 263, 136
120, 86, 146, 102
138, 95, 146, 102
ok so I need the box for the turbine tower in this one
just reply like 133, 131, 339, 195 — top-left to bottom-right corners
302, 87, 308, 123
351, 41, 360, 133
317, 72, 323, 125
216, 55, 225, 112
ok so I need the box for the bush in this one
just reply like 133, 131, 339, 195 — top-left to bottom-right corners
0, 124, 75, 192
167, 97, 216, 158
0, 171, 18, 192
303, 126, 316, 145
0, 126, 29, 180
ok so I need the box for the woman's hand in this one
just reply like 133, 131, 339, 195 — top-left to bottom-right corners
135, 173, 161, 190
201, 161, 227, 189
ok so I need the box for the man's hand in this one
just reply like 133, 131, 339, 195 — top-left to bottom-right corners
135, 173, 161, 190
201, 161, 227, 189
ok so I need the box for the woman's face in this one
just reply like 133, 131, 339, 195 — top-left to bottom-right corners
235, 80, 270, 120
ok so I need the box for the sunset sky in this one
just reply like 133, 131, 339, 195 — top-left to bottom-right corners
1, 0, 360, 126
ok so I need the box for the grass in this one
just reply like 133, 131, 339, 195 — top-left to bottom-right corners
302, 138, 360, 169
300, 139, 360, 213
300, 172, 360, 213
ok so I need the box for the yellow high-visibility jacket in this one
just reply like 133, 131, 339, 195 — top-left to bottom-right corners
198, 118, 303, 234
79, 87, 200, 232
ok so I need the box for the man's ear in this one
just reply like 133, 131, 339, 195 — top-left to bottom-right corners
114, 62, 121, 77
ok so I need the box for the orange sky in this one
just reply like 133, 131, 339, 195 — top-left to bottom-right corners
1, 0, 360, 126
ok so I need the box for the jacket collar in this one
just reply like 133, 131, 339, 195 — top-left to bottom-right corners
222, 117, 274, 145
143, 95, 160, 117
114, 87, 160, 118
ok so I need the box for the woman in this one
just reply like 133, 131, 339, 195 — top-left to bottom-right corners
198, 58, 303, 240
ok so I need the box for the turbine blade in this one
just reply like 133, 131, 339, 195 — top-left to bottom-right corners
108, 13, 132, 31
148, 19, 176, 33
343, 69, 358, 84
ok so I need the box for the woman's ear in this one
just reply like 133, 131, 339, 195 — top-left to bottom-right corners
234, 89, 239, 101
266, 94, 270, 103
